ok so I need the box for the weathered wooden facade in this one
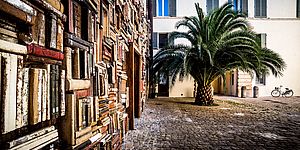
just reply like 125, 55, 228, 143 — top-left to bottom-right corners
0, 0, 149, 149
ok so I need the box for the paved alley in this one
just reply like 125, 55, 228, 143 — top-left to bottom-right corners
123, 96, 300, 150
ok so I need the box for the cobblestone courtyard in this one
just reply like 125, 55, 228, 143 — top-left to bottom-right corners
123, 96, 300, 150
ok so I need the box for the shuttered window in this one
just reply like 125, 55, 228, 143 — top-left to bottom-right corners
207, 0, 219, 14
169, 0, 176, 17
228, 0, 248, 15
155, 0, 176, 16
256, 33, 266, 85
255, 0, 267, 18
258, 33, 266, 48
152, 32, 158, 49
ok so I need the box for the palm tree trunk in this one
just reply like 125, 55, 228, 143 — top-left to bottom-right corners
195, 83, 214, 105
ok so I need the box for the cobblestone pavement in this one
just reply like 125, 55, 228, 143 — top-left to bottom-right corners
123, 96, 300, 150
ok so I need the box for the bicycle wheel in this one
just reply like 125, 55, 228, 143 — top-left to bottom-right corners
271, 90, 280, 97
284, 90, 294, 98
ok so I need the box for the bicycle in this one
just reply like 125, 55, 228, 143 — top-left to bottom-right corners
271, 85, 294, 97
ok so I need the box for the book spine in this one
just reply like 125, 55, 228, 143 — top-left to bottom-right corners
38, 69, 43, 123
78, 98, 83, 130
1, 53, 17, 133
50, 65, 56, 118
16, 55, 24, 128
22, 68, 29, 126
46, 65, 51, 120
42, 69, 47, 122
29, 68, 40, 125
73, 48, 80, 79
55, 65, 59, 116
60, 70, 65, 116
57, 19, 63, 52
49, 14, 57, 49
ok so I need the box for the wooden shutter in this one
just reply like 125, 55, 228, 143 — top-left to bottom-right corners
153, 0, 156, 17
207, 0, 212, 14
152, 32, 157, 48
261, 0, 267, 17
260, 33, 266, 48
298, 0, 300, 18
214, 0, 219, 10
254, 0, 260, 17
241, 0, 248, 15
169, 0, 176, 17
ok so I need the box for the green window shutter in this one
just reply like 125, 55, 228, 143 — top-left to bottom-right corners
207, 0, 212, 14
153, 32, 157, 48
153, 0, 157, 17
261, 0, 267, 17
297, 0, 300, 18
254, 0, 260, 17
261, 33, 266, 48
241, 0, 248, 16
168, 0, 176, 17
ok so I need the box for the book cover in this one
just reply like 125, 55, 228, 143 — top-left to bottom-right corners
21, 68, 29, 126
1, 53, 17, 133
16, 55, 24, 128
60, 70, 66, 116
29, 68, 40, 125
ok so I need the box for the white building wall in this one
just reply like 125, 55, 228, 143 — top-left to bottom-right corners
154, 0, 300, 97
249, 19, 300, 96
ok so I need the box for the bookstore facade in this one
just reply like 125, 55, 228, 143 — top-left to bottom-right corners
0, 0, 150, 149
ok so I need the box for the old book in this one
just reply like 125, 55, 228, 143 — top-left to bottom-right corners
55, 65, 59, 115
32, 11, 45, 46
76, 90, 89, 99
46, 65, 51, 120
78, 98, 83, 130
27, 44, 64, 60
1, 53, 17, 133
56, 19, 63, 52
73, 1, 82, 38
73, 48, 80, 79
47, 14, 57, 49
50, 65, 59, 118
42, 69, 47, 121
21, 68, 29, 126
44, 0, 64, 13
16, 55, 24, 128
60, 70, 66, 116
6, 126, 56, 148
29, 68, 40, 125
9, 129, 58, 150
37, 69, 43, 122
0, 1, 34, 24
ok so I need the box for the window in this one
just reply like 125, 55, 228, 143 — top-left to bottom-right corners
207, 0, 219, 14
228, 0, 248, 15
153, 33, 172, 49
297, 0, 300, 18
257, 33, 266, 48
153, 0, 176, 17
256, 74, 266, 85
256, 33, 267, 85
255, 0, 267, 18
231, 72, 234, 85
159, 33, 168, 48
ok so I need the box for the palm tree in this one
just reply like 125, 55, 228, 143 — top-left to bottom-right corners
153, 3, 285, 106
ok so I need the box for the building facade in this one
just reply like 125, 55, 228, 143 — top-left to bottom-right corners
0, 0, 149, 149
152, 0, 300, 97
